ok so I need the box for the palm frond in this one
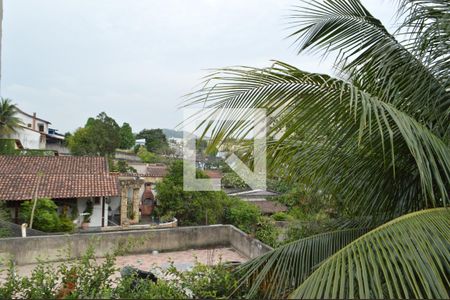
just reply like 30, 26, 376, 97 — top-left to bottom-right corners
0, 98, 22, 136
186, 62, 450, 216
288, 0, 449, 132
233, 228, 369, 299
290, 208, 450, 299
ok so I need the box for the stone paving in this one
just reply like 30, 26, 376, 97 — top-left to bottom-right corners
5, 247, 247, 278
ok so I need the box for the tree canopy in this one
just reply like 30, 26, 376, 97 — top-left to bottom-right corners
67, 112, 135, 156
119, 122, 135, 149
136, 128, 169, 154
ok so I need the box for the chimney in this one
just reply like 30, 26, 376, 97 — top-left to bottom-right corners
32, 112, 36, 130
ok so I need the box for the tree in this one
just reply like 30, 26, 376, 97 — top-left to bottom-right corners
0, 98, 22, 136
155, 160, 279, 246
136, 146, 160, 163
119, 122, 135, 149
186, 0, 450, 298
136, 129, 169, 154
155, 160, 229, 226
67, 112, 121, 156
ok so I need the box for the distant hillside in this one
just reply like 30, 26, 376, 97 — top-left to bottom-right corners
162, 128, 184, 139
162, 128, 210, 140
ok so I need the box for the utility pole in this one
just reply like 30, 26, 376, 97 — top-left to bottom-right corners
29, 171, 44, 229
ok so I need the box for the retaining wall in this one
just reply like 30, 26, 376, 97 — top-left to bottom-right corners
0, 225, 272, 265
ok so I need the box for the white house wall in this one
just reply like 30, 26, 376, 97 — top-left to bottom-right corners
9, 127, 44, 149
77, 197, 104, 228
16, 111, 49, 134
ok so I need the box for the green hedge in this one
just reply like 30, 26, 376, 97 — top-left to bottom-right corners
0, 139, 16, 154
0, 139, 56, 156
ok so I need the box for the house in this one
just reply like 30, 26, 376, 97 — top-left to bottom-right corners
6, 107, 66, 153
8, 108, 51, 149
0, 155, 144, 228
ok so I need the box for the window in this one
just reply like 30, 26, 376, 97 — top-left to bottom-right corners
38, 124, 45, 132
27, 123, 32, 128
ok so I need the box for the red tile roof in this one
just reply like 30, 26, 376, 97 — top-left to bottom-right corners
146, 164, 168, 178
204, 170, 223, 179
0, 156, 109, 174
0, 156, 119, 201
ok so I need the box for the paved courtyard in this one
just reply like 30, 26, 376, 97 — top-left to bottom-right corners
4, 247, 247, 279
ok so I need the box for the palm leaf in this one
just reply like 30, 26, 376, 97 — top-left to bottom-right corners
233, 228, 369, 299
290, 208, 450, 299
186, 62, 450, 217
288, 0, 449, 132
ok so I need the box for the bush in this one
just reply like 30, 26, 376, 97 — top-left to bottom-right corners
224, 199, 261, 234
221, 172, 248, 189
19, 198, 76, 233
166, 259, 241, 299
0, 139, 16, 155
114, 276, 187, 299
20, 198, 61, 232
0, 246, 241, 299
271, 211, 292, 221
255, 216, 279, 248
59, 215, 75, 232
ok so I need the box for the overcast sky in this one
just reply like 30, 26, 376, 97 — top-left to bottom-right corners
1, 0, 398, 133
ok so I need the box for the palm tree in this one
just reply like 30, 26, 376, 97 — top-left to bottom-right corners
0, 98, 22, 136
186, 0, 449, 298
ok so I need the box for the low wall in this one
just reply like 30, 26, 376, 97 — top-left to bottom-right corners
228, 226, 272, 259
0, 225, 272, 265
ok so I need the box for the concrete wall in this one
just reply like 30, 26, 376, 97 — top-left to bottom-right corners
0, 225, 272, 265
228, 226, 273, 259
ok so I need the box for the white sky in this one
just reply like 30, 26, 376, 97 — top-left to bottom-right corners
1, 0, 398, 133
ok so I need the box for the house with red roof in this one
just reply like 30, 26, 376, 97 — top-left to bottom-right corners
0, 155, 146, 228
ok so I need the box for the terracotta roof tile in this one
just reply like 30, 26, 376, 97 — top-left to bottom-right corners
204, 170, 223, 179
0, 156, 118, 201
0, 156, 109, 174
146, 164, 168, 178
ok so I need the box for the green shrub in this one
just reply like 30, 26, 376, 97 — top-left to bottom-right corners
0, 246, 241, 299
59, 215, 75, 232
255, 216, 279, 247
165, 259, 242, 299
271, 211, 292, 221
20, 198, 61, 232
114, 276, 187, 299
221, 172, 248, 189
19, 199, 76, 233
224, 199, 261, 233
159, 211, 175, 223
0, 139, 16, 155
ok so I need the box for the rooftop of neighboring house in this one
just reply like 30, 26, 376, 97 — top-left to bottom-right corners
122, 162, 169, 178
15, 107, 51, 125
247, 199, 288, 214
204, 169, 223, 179
226, 188, 279, 198
146, 164, 168, 177
0, 156, 119, 201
